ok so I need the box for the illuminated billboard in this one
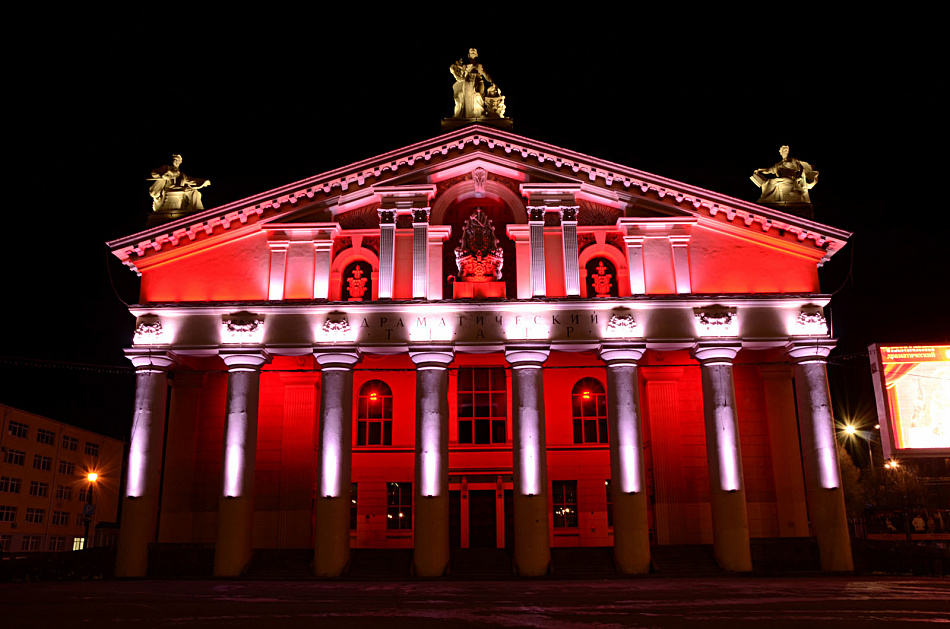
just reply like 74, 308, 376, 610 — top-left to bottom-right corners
870, 344, 950, 458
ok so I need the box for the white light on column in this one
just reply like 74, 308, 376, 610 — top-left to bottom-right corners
519, 404, 541, 496
714, 405, 741, 492
320, 440, 340, 498
127, 446, 145, 498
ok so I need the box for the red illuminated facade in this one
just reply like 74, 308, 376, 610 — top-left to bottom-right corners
108, 125, 855, 577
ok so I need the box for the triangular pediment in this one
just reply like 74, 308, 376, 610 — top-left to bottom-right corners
108, 125, 851, 273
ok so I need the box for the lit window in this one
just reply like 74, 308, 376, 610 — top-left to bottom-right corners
386, 482, 412, 530
20, 536, 40, 551
7, 421, 28, 439
4, 449, 25, 466
457, 367, 507, 444
58, 460, 75, 475
552, 480, 578, 528
29, 481, 49, 497
33, 455, 52, 472
25, 508, 45, 524
572, 378, 608, 444
357, 381, 393, 446
62, 436, 79, 451
73, 537, 85, 551
84, 442, 100, 457
0, 476, 21, 494
37, 428, 56, 446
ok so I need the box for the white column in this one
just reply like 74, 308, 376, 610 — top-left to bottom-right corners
409, 348, 454, 577
313, 240, 333, 300
787, 342, 854, 571
528, 207, 546, 297
599, 344, 650, 573
378, 209, 396, 299
313, 349, 360, 577
214, 351, 267, 577
412, 209, 430, 299
267, 242, 289, 301
693, 343, 752, 572
115, 350, 174, 578
506, 345, 551, 576
561, 206, 580, 297
670, 235, 692, 294
624, 236, 645, 295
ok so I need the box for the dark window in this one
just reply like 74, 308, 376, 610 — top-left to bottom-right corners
357, 380, 393, 446
572, 377, 608, 444
84, 441, 99, 457
62, 436, 79, 451
29, 481, 48, 497
58, 460, 75, 475
552, 480, 578, 528
37, 428, 55, 445
457, 367, 507, 444
387, 482, 412, 530
3, 450, 25, 466
33, 455, 52, 471
585, 257, 619, 298
0, 477, 21, 494
7, 421, 28, 439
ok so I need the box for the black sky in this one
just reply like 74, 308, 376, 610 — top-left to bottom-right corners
5, 15, 945, 434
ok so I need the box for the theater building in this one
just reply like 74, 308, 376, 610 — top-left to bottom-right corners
108, 123, 854, 577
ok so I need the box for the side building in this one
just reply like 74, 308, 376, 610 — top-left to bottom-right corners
108, 124, 854, 577
0, 405, 122, 554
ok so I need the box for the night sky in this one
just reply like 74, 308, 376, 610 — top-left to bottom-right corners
5, 18, 944, 437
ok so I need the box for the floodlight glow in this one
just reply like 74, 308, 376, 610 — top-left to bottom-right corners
844, 424, 857, 436
714, 405, 741, 492
87, 473, 98, 482
127, 448, 144, 497
223, 412, 248, 498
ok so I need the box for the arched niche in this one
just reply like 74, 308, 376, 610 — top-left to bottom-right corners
329, 235, 381, 301
434, 179, 526, 299
578, 231, 630, 298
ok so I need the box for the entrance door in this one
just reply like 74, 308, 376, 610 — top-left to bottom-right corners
449, 490, 461, 548
468, 490, 497, 548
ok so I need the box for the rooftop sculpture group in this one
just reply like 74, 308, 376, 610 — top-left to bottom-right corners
148, 154, 210, 213
449, 48, 506, 120
751, 145, 818, 207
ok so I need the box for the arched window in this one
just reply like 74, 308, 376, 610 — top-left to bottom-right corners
572, 377, 607, 444
343, 260, 373, 302
585, 257, 619, 298
357, 380, 393, 446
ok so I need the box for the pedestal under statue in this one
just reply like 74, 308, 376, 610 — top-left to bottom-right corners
751, 145, 817, 217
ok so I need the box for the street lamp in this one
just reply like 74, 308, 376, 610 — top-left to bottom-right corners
83, 472, 98, 550
840, 422, 875, 469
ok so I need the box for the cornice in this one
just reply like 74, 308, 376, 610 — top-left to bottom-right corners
108, 125, 851, 271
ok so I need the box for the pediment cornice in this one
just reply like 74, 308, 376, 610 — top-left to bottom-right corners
108, 124, 851, 272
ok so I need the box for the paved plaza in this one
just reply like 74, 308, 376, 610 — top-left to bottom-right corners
2, 577, 949, 628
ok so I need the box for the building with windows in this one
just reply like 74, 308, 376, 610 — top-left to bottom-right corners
0, 405, 121, 554
107, 122, 853, 578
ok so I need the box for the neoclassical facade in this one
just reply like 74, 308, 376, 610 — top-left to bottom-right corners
109, 125, 853, 577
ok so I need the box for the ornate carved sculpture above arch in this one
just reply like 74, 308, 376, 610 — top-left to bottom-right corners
577, 228, 630, 298
329, 234, 381, 301
430, 176, 527, 226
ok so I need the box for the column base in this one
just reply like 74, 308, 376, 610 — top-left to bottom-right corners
214, 495, 254, 577
314, 496, 351, 577
710, 490, 753, 572
513, 493, 551, 576
808, 488, 854, 571
114, 496, 158, 578
613, 492, 651, 574
412, 495, 449, 577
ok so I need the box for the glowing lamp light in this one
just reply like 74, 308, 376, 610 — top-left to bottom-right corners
87, 472, 98, 482
844, 424, 857, 436
582, 391, 591, 400
369, 392, 378, 402
885, 459, 900, 469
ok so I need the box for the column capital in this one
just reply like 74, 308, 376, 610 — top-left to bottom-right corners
125, 349, 175, 371
409, 347, 455, 368
786, 340, 836, 363
314, 349, 360, 370
219, 350, 269, 371
692, 342, 742, 366
505, 345, 550, 368
599, 343, 646, 366
411, 208, 431, 225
